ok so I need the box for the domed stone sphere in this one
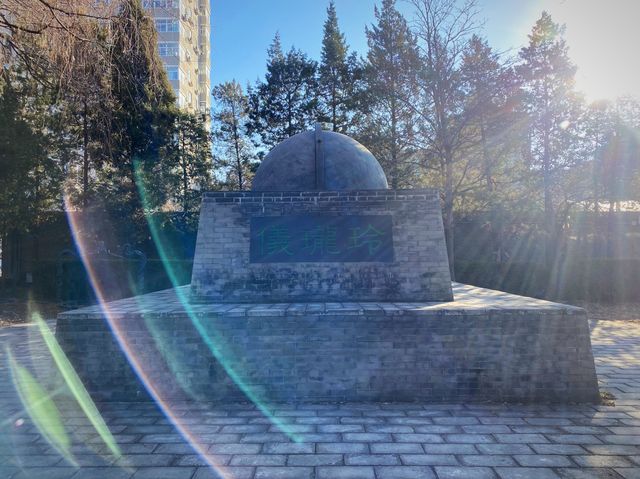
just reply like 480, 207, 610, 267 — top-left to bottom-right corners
252, 130, 388, 191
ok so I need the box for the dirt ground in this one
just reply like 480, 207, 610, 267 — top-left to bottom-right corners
0, 299, 64, 327
573, 300, 640, 321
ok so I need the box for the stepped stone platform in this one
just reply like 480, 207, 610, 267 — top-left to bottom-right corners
55, 283, 600, 404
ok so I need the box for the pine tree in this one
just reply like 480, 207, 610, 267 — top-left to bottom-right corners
361, 0, 420, 189
318, 1, 360, 133
101, 0, 178, 237
168, 112, 212, 213
248, 34, 319, 150
0, 70, 48, 234
213, 80, 256, 190
517, 11, 581, 263
460, 35, 524, 262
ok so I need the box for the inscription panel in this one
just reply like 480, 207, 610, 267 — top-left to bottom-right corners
250, 215, 394, 263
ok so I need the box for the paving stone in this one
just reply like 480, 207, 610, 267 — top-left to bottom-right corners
229, 454, 287, 466
12, 469, 79, 479
531, 444, 588, 455
366, 425, 414, 434
117, 454, 176, 467
602, 435, 640, 445
131, 467, 196, 479
317, 443, 368, 454
495, 467, 561, 478
461, 455, 517, 467
615, 468, 640, 479
571, 455, 634, 467
9, 454, 63, 466
174, 455, 217, 466
514, 454, 573, 467
434, 465, 497, 478
208, 444, 262, 455
423, 444, 477, 454
294, 433, 341, 443
462, 425, 511, 434
262, 443, 315, 454
394, 434, 444, 443
434, 417, 480, 425
345, 454, 400, 465
316, 466, 376, 479
400, 454, 458, 466
476, 444, 535, 455
556, 468, 625, 479
370, 443, 423, 454
193, 466, 254, 479
526, 418, 574, 426
548, 435, 604, 445
72, 468, 133, 479
562, 427, 612, 435
155, 444, 197, 454
287, 454, 343, 466
479, 417, 527, 425
413, 425, 460, 434
495, 434, 549, 444
254, 466, 314, 478
318, 425, 364, 433
343, 433, 391, 442
238, 433, 289, 443
444, 434, 495, 444
584, 444, 640, 455
375, 465, 436, 479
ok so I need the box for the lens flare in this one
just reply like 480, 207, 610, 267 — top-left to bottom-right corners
33, 312, 121, 458
7, 348, 77, 467
63, 173, 303, 478
132, 161, 301, 441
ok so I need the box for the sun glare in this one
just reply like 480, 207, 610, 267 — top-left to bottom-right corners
533, 0, 640, 102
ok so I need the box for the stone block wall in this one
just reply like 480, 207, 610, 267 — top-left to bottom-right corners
190, 189, 453, 303
55, 286, 600, 404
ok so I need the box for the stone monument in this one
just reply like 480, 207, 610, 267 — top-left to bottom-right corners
56, 125, 600, 403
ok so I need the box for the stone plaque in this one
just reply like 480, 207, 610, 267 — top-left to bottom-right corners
250, 215, 394, 263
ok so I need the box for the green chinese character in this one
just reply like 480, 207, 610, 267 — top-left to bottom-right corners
258, 225, 293, 256
348, 224, 384, 255
303, 226, 340, 255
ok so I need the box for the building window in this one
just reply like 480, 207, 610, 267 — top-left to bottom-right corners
155, 19, 179, 32
166, 66, 179, 81
158, 42, 179, 57
144, 0, 178, 8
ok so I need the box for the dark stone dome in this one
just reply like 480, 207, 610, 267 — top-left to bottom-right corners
252, 128, 388, 191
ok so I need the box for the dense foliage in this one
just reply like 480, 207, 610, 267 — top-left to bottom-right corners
1, 0, 639, 293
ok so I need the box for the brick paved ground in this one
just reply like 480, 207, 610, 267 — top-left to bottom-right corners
0, 319, 639, 479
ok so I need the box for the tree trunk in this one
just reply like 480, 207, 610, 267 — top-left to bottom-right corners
82, 98, 89, 208
390, 96, 398, 189
444, 149, 455, 280
231, 103, 243, 190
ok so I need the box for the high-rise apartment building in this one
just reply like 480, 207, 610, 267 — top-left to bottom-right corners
143, 0, 211, 116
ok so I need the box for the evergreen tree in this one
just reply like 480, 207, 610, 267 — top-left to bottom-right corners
318, 1, 361, 133
0, 70, 48, 234
213, 80, 256, 190
459, 35, 525, 262
517, 11, 582, 263
361, 0, 420, 189
101, 0, 177, 238
248, 34, 319, 150
167, 112, 213, 213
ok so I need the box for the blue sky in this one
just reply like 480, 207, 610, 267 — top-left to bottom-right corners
210, 0, 640, 101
